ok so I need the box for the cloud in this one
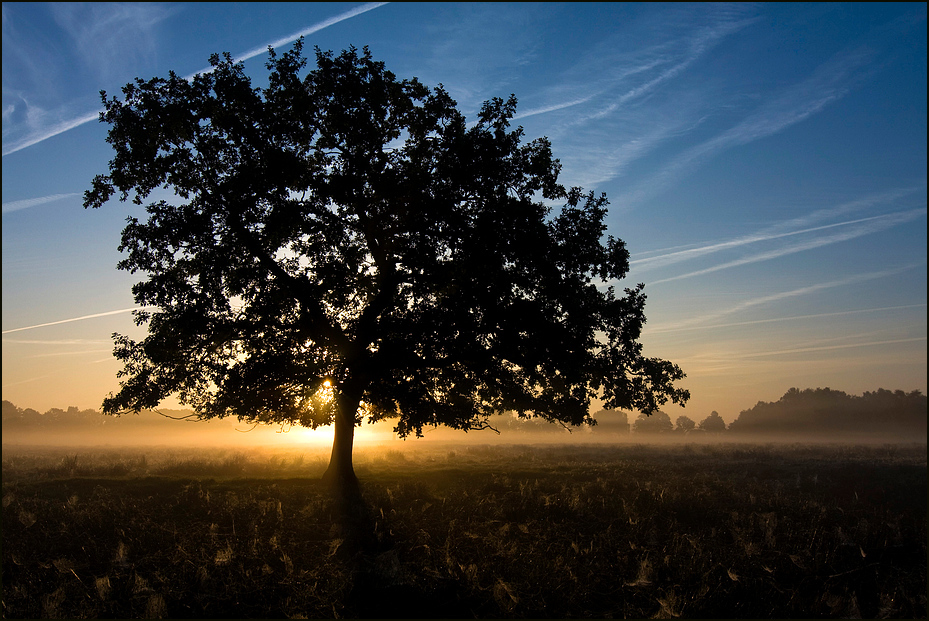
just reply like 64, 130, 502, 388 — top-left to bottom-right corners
2, 308, 147, 334
2, 3, 390, 157
27, 349, 112, 359
735, 337, 927, 359
512, 95, 599, 121
578, 14, 758, 126
646, 303, 927, 335
185, 2, 390, 79
48, 3, 176, 82
1, 373, 58, 389
511, 7, 759, 188
646, 207, 927, 284
238, 3, 388, 64
2, 192, 81, 214
651, 262, 926, 332
616, 43, 879, 208
1, 99, 102, 157
633, 186, 923, 269
2, 338, 110, 345
560, 118, 702, 190
570, 8, 759, 123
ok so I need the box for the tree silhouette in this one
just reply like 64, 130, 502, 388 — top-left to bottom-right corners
698, 411, 727, 433
632, 410, 674, 434
591, 408, 631, 434
84, 41, 689, 490
728, 387, 926, 437
675, 415, 696, 433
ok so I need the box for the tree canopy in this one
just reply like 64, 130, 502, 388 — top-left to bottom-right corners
84, 41, 689, 485
698, 411, 727, 433
729, 387, 926, 437
632, 410, 674, 434
674, 415, 696, 433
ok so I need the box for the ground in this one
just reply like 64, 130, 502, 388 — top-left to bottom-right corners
2, 442, 925, 618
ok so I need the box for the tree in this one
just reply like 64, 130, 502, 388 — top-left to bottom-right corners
698, 411, 727, 433
591, 408, 631, 434
632, 410, 673, 434
728, 387, 926, 437
674, 415, 695, 433
85, 41, 689, 491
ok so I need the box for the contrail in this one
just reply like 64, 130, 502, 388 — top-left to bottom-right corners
632, 209, 923, 270
2, 193, 82, 215
649, 262, 925, 332
2, 308, 145, 334
737, 337, 927, 358
645, 303, 928, 335
647, 208, 926, 284
2, 111, 101, 157
1, 3, 389, 157
237, 3, 387, 64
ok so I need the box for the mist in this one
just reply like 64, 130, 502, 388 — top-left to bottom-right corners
3, 385, 925, 451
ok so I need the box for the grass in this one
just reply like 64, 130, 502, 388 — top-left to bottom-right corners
2, 442, 925, 618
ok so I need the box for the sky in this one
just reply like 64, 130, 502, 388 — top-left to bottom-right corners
2, 2, 926, 431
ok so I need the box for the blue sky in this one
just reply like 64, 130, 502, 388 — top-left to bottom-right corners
2, 2, 926, 425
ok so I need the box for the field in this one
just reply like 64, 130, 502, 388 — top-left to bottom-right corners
2, 442, 925, 618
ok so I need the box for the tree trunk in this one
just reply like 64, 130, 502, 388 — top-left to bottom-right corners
322, 384, 361, 494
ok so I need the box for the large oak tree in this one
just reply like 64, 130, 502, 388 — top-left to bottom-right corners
85, 41, 689, 489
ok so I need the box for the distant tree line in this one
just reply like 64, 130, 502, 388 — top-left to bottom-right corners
1, 401, 197, 431
728, 388, 926, 437
4, 387, 925, 439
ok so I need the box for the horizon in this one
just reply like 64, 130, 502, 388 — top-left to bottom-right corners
3, 386, 925, 451
3, 3, 926, 429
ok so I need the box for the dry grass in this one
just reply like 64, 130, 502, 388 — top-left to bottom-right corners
2, 442, 925, 618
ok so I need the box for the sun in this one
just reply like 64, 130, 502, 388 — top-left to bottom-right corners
293, 424, 335, 446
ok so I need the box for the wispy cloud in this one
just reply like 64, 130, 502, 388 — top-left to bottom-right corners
184, 2, 389, 79
2, 192, 80, 214
646, 303, 927, 335
1, 373, 58, 389
540, 6, 759, 124
514, 7, 760, 188
512, 95, 599, 121
616, 43, 878, 208
578, 15, 758, 126
647, 207, 926, 284
651, 262, 926, 332
2, 338, 110, 345
49, 3, 176, 82
2, 308, 147, 334
761, 186, 924, 234
27, 349, 112, 359
2, 106, 101, 157
736, 337, 927, 359
633, 187, 924, 270
2, 3, 389, 157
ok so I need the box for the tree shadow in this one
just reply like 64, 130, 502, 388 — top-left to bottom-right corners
326, 482, 480, 618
